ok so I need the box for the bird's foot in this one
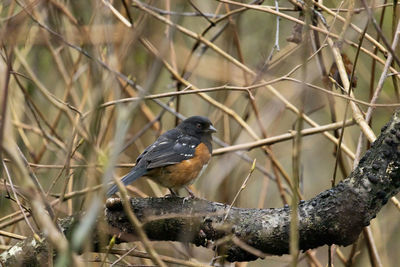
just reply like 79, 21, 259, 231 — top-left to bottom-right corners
185, 186, 196, 197
183, 195, 194, 204
182, 186, 196, 204
164, 188, 179, 198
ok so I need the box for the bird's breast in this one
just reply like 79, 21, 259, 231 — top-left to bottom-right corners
149, 142, 211, 188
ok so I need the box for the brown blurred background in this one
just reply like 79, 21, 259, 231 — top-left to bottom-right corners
1, 0, 400, 266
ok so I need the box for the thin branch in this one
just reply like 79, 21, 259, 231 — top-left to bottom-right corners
213, 119, 355, 155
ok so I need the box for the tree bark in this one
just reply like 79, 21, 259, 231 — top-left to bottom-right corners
2, 110, 400, 264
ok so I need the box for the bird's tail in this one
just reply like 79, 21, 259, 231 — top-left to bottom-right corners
106, 167, 147, 197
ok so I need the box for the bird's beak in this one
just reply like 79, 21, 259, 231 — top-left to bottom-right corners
208, 125, 217, 133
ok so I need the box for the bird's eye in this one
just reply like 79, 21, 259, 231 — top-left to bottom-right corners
196, 123, 202, 129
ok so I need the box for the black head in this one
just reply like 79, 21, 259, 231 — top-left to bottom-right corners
177, 116, 217, 137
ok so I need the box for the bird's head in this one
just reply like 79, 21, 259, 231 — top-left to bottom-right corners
178, 116, 217, 137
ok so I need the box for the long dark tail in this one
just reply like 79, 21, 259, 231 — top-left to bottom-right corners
106, 167, 147, 197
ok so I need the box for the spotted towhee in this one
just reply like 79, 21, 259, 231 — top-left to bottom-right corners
106, 116, 216, 197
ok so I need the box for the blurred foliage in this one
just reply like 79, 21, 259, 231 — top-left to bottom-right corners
0, 0, 400, 266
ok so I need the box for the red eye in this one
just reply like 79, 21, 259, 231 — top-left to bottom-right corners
196, 123, 202, 129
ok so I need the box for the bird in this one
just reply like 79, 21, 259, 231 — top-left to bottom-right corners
106, 116, 217, 197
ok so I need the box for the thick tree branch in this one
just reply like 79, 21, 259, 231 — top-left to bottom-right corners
105, 110, 400, 261
2, 110, 400, 264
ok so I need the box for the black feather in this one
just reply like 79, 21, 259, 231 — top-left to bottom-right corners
139, 130, 200, 169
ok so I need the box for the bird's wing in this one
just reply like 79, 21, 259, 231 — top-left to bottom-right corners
136, 130, 200, 169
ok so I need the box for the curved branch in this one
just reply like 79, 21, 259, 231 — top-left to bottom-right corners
106, 110, 400, 261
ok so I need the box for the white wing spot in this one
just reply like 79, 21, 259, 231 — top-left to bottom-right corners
190, 145, 196, 148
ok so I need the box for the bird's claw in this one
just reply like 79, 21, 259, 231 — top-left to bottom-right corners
183, 194, 195, 204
